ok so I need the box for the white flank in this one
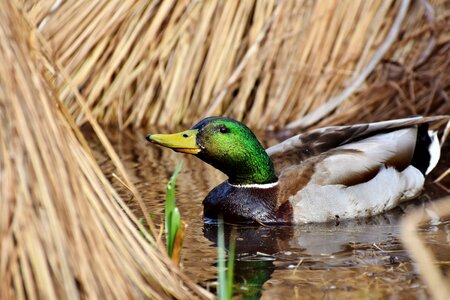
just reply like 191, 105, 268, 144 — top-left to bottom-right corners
228, 181, 279, 189
426, 130, 441, 175
292, 166, 425, 223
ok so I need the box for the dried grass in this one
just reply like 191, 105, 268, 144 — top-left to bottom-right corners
21, 0, 450, 130
0, 1, 210, 299
401, 196, 450, 300
313, 32, 450, 129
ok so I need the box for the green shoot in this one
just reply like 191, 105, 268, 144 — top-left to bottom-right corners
165, 162, 183, 258
217, 219, 235, 300
137, 162, 185, 263
217, 220, 227, 300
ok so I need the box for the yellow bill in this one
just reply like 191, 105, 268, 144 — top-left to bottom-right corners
146, 129, 201, 154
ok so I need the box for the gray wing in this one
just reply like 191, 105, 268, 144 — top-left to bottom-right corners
267, 116, 446, 172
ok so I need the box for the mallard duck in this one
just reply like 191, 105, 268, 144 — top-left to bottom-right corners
146, 116, 446, 224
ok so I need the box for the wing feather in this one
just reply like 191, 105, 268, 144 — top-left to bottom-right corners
310, 128, 417, 186
267, 116, 447, 171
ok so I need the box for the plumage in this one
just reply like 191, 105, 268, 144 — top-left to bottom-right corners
146, 116, 448, 224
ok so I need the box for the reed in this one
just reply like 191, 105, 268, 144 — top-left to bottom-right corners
217, 220, 235, 300
22, 0, 450, 130
0, 1, 209, 299
401, 196, 450, 300
164, 162, 186, 264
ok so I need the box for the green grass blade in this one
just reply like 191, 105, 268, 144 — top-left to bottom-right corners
217, 218, 229, 300
168, 207, 181, 257
217, 221, 235, 299
165, 162, 183, 257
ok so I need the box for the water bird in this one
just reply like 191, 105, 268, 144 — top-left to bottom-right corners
146, 116, 447, 224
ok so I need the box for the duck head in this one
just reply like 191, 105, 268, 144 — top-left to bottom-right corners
146, 117, 278, 185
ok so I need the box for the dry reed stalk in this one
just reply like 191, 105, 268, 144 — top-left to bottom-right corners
285, 0, 411, 130
0, 1, 210, 299
311, 13, 450, 129
25, 0, 450, 129
401, 196, 450, 300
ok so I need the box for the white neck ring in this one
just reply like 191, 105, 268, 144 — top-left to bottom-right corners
228, 181, 279, 189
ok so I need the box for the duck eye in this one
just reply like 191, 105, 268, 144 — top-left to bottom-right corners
219, 127, 229, 134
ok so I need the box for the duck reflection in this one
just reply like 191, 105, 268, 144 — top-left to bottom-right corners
203, 209, 404, 255
203, 223, 293, 299
202, 210, 411, 299
203, 222, 294, 255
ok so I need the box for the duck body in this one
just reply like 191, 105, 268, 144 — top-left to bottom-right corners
147, 116, 447, 224
203, 181, 293, 224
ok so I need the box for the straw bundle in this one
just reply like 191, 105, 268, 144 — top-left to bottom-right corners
22, 0, 450, 129
0, 1, 209, 299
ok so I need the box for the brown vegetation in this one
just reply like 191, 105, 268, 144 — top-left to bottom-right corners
22, 0, 450, 130
0, 1, 209, 299
1, 0, 449, 299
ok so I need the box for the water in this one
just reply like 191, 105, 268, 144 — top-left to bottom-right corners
87, 127, 450, 299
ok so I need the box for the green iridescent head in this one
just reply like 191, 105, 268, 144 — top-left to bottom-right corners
146, 117, 278, 185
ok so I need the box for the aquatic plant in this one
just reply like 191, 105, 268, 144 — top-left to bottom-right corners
137, 162, 185, 263
217, 219, 236, 300
165, 162, 185, 263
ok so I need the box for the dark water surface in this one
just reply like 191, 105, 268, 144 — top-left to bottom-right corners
87, 127, 450, 299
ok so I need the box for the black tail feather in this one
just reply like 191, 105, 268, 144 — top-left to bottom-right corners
411, 124, 432, 175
